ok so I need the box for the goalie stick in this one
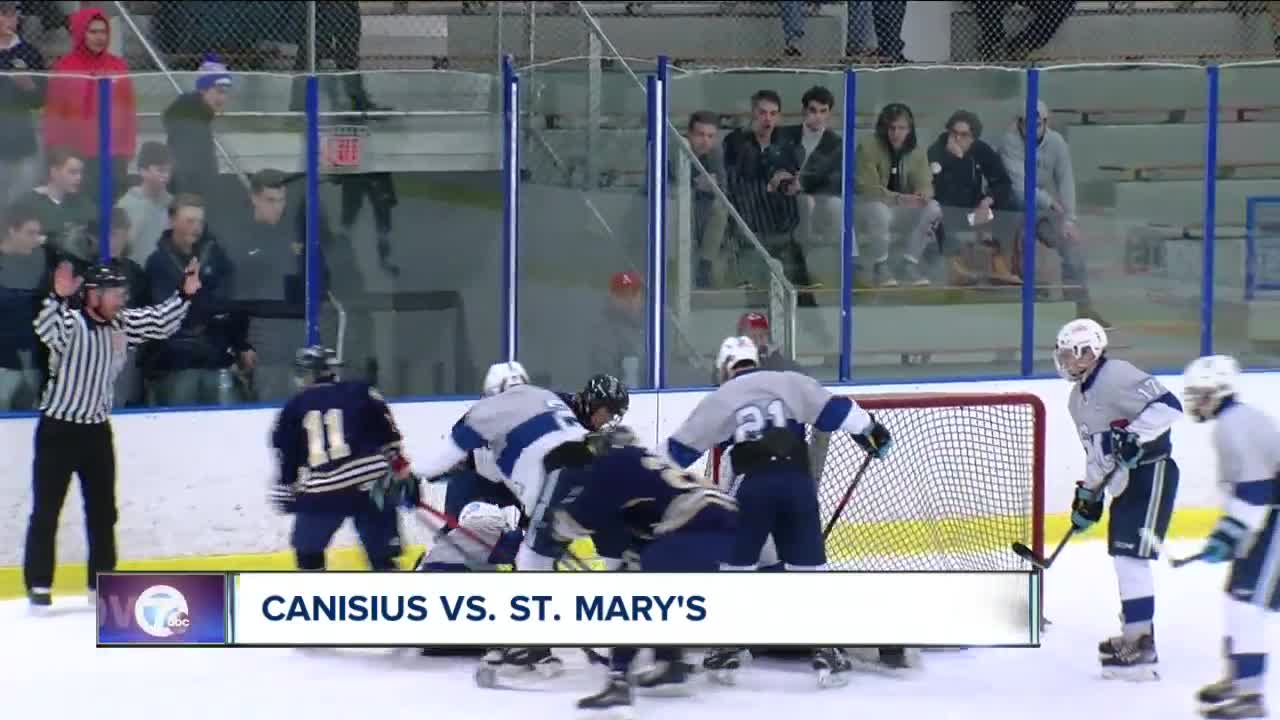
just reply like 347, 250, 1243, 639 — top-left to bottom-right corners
1011, 460, 1123, 570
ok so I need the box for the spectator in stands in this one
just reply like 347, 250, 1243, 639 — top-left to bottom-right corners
854, 102, 941, 287
18, 147, 94, 264
723, 89, 817, 295
43, 7, 136, 205
116, 142, 174, 267
0, 0, 46, 208
590, 271, 648, 389
1000, 99, 1108, 327
0, 202, 49, 410
781, 85, 844, 286
287, 0, 387, 114
927, 109, 1020, 286
972, 1, 1076, 62
335, 161, 400, 277
219, 169, 323, 403
738, 311, 799, 372
680, 110, 731, 289
142, 194, 251, 407
164, 55, 232, 209
780, 2, 905, 62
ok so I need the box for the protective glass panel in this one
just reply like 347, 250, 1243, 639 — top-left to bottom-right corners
311, 69, 501, 400
665, 68, 844, 387
1037, 65, 1205, 375
852, 66, 1026, 380
1214, 63, 1280, 369
517, 58, 651, 392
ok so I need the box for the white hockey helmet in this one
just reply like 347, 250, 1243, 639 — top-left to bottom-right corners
1054, 318, 1108, 383
717, 335, 760, 384
1181, 354, 1240, 423
482, 361, 530, 397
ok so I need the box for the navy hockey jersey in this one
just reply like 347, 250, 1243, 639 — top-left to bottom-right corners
553, 443, 738, 552
271, 380, 403, 513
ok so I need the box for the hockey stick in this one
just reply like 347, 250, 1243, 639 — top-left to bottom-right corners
1012, 462, 1122, 570
822, 451, 874, 540
1138, 529, 1210, 568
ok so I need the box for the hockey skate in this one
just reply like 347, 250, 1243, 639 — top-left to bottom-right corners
1198, 679, 1267, 719
633, 659, 695, 697
474, 647, 564, 689
1100, 632, 1159, 682
702, 647, 749, 686
577, 672, 634, 720
27, 588, 51, 616
812, 647, 853, 689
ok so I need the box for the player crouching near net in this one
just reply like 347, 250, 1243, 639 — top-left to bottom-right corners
548, 426, 740, 716
1181, 355, 1279, 720
1054, 318, 1182, 681
662, 335, 893, 689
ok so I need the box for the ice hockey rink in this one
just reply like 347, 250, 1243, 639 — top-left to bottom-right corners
5, 539, 1274, 720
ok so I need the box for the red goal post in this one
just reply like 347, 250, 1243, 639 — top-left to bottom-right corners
705, 391, 1046, 571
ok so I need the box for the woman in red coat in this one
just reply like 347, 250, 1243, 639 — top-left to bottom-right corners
42, 7, 136, 205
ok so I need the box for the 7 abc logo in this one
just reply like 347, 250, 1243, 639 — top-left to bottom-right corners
133, 585, 192, 638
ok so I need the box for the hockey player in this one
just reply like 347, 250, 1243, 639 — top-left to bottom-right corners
663, 335, 893, 688
550, 426, 739, 715
410, 360, 597, 682
1054, 318, 1182, 680
270, 345, 409, 572
1182, 355, 1279, 719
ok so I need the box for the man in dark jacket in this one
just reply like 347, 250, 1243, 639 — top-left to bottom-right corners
0, 1, 45, 208
927, 109, 1020, 285
780, 85, 843, 288
0, 201, 51, 409
141, 193, 250, 406
722, 89, 815, 295
163, 55, 234, 220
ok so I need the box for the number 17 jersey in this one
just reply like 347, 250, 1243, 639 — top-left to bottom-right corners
271, 380, 405, 513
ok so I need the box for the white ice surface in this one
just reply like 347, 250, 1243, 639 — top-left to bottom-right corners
4, 540, 1276, 719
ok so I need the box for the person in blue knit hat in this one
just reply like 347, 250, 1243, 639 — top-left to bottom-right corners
162, 53, 232, 213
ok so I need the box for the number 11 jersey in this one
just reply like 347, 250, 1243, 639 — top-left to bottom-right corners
271, 380, 406, 513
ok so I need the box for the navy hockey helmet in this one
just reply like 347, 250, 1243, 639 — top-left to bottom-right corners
579, 374, 629, 429
294, 345, 340, 385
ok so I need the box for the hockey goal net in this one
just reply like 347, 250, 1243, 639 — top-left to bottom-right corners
709, 392, 1045, 572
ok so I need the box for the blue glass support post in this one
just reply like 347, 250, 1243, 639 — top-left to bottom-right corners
97, 77, 113, 263
646, 56, 669, 389
1020, 69, 1040, 377
304, 75, 321, 347
501, 55, 520, 362
1201, 65, 1220, 357
839, 68, 856, 382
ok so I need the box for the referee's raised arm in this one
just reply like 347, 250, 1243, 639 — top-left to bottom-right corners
22, 258, 200, 613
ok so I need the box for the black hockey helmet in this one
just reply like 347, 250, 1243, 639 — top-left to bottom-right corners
579, 374, 629, 429
82, 263, 129, 292
294, 345, 340, 385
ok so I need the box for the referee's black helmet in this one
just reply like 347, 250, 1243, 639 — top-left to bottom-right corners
82, 263, 129, 291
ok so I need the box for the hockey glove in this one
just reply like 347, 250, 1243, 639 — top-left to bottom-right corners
1070, 482, 1104, 532
369, 471, 421, 512
1109, 428, 1144, 469
853, 416, 893, 459
1203, 516, 1251, 563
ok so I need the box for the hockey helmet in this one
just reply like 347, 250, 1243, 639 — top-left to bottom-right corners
483, 361, 529, 397
1181, 354, 1240, 423
579, 373, 629, 430
1054, 318, 1107, 383
82, 263, 129, 292
717, 335, 760, 384
294, 345, 340, 385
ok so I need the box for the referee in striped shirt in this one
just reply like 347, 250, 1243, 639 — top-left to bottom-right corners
23, 257, 200, 611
